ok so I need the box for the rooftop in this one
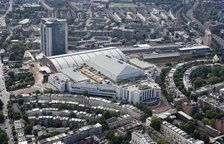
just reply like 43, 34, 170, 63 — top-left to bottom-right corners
86, 55, 144, 82
50, 73, 70, 83
19, 19, 30, 25
179, 45, 210, 51
143, 52, 180, 60
40, 66, 52, 74
60, 68, 90, 82
129, 58, 154, 70
43, 47, 126, 72
132, 131, 156, 144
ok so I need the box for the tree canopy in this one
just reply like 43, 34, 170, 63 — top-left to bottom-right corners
150, 117, 161, 131
0, 130, 8, 144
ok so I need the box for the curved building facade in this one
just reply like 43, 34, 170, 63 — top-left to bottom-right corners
41, 47, 126, 72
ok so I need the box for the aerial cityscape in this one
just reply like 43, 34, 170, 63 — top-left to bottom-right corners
1, 0, 224, 144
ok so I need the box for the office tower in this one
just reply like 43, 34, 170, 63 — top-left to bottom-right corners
41, 18, 67, 56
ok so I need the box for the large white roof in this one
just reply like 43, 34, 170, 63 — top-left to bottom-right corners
129, 58, 154, 70
86, 55, 144, 82
46, 47, 126, 71
19, 18, 30, 25
40, 66, 52, 74
60, 68, 90, 82
178, 45, 210, 51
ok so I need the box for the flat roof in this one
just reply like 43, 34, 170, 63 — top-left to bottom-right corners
178, 111, 193, 120
86, 55, 144, 82
143, 52, 180, 60
19, 19, 30, 25
40, 66, 52, 74
51, 73, 70, 82
137, 44, 151, 48
129, 58, 154, 70
179, 45, 210, 51
60, 68, 90, 82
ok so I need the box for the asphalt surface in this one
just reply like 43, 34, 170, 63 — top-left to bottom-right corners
0, 61, 13, 144
0, 0, 14, 143
0, 0, 12, 27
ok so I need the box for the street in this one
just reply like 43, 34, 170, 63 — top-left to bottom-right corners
0, 61, 13, 144
0, 0, 14, 142
0, 0, 13, 27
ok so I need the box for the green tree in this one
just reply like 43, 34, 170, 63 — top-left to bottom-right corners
208, 76, 220, 85
205, 109, 217, 119
105, 130, 115, 139
157, 139, 169, 144
200, 133, 209, 144
180, 121, 195, 134
0, 111, 4, 123
134, 103, 152, 117
24, 124, 32, 134
105, 130, 130, 144
202, 118, 210, 125
193, 113, 203, 120
150, 117, 161, 131
0, 99, 3, 110
0, 130, 8, 144
13, 112, 21, 120
193, 77, 206, 88
17, 99, 24, 105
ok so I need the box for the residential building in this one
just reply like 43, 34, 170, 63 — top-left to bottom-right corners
198, 95, 224, 113
19, 93, 144, 120
203, 29, 212, 47
112, 27, 135, 40
28, 116, 86, 128
40, 18, 68, 56
215, 118, 224, 134
38, 123, 102, 144
117, 120, 141, 136
106, 114, 132, 129
161, 121, 204, 144
14, 119, 27, 143
182, 101, 198, 116
131, 131, 156, 144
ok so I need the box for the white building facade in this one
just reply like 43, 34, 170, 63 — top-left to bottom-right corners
161, 121, 204, 144
46, 48, 160, 104
48, 74, 160, 104
131, 131, 156, 144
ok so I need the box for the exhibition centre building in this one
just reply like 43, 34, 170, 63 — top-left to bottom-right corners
41, 47, 160, 104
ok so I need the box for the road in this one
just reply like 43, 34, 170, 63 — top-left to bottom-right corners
186, 0, 204, 31
185, 0, 224, 48
0, 61, 13, 144
84, 0, 93, 31
213, 34, 224, 49
0, 0, 14, 143
0, 0, 13, 27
